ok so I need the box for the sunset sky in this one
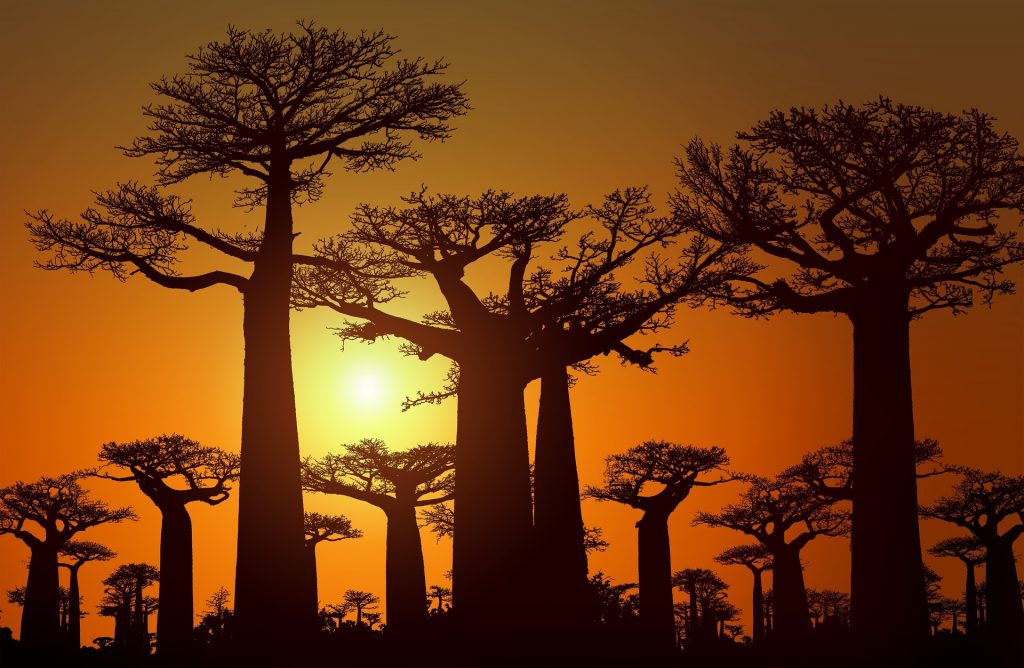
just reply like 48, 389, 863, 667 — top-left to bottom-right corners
1, 1, 1022, 644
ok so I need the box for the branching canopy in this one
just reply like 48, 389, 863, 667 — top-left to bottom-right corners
920, 469, 1024, 544
714, 543, 774, 571
303, 512, 362, 547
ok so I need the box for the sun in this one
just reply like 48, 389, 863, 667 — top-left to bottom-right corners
347, 369, 388, 408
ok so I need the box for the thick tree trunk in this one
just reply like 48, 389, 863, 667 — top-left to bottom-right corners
770, 546, 811, 639
452, 359, 533, 639
156, 502, 194, 654
385, 501, 429, 632
849, 293, 929, 649
67, 564, 82, 650
637, 510, 675, 649
131, 582, 147, 653
984, 538, 1024, 649
751, 568, 765, 644
964, 560, 977, 635
533, 365, 590, 634
20, 543, 59, 646
234, 171, 317, 644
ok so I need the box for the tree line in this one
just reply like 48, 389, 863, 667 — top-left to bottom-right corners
3, 20, 1023, 665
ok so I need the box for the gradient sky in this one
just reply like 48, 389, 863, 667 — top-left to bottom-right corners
1, 0, 1022, 644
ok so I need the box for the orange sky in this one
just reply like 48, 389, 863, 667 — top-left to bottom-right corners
1, 0, 1022, 645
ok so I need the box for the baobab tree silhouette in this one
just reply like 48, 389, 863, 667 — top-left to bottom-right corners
341, 590, 380, 628
25, 22, 468, 644
928, 536, 985, 635
58, 540, 116, 650
714, 544, 773, 643
584, 441, 735, 649
101, 563, 159, 655
921, 469, 1024, 652
673, 568, 732, 648
694, 476, 848, 641
302, 440, 454, 632
96, 434, 239, 653
0, 472, 135, 648
303, 512, 362, 599
673, 98, 1024, 650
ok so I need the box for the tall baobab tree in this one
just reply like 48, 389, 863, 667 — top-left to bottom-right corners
921, 469, 1024, 647
928, 536, 985, 634
97, 434, 239, 653
673, 99, 1024, 648
714, 544, 773, 643
26, 23, 468, 642
584, 441, 734, 648
0, 472, 134, 647
694, 477, 848, 640
58, 540, 116, 650
102, 563, 160, 654
303, 512, 362, 597
292, 188, 746, 634
303, 440, 454, 631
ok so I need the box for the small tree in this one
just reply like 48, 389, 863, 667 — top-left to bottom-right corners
674, 568, 730, 647
97, 434, 239, 653
0, 472, 134, 646
303, 512, 361, 599
101, 563, 159, 654
584, 441, 734, 648
673, 99, 1024, 647
303, 440, 453, 631
58, 540, 115, 650
928, 536, 985, 634
427, 585, 452, 613
342, 590, 380, 627
195, 587, 233, 647
714, 544, 772, 643
26, 23, 468, 642
921, 469, 1024, 647
694, 477, 848, 640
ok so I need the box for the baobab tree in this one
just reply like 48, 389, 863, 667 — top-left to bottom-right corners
714, 544, 772, 643
929, 536, 985, 634
673, 99, 1024, 648
303, 512, 362, 597
921, 469, 1024, 647
303, 440, 454, 631
26, 23, 468, 642
694, 476, 848, 640
584, 441, 734, 649
101, 563, 159, 654
342, 590, 380, 627
427, 585, 452, 613
674, 568, 730, 647
292, 188, 746, 634
0, 472, 134, 646
96, 434, 239, 653
58, 540, 115, 650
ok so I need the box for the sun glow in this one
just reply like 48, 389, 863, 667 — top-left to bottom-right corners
347, 369, 388, 408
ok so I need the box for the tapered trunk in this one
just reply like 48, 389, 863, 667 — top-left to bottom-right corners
964, 560, 977, 634
234, 170, 317, 643
113, 602, 129, 649
67, 564, 82, 650
984, 538, 1024, 648
131, 582, 147, 653
452, 359, 534, 638
849, 292, 929, 648
770, 546, 811, 639
385, 501, 429, 632
156, 502, 194, 654
686, 582, 698, 645
751, 568, 765, 644
305, 543, 319, 599
20, 543, 59, 646
533, 365, 590, 633
637, 510, 675, 649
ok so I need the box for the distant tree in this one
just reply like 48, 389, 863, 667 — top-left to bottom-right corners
924, 566, 946, 636
27, 23, 468, 643
0, 472, 134, 646
817, 590, 851, 629
194, 587, 233, 646
583, 526, 610, 555
673, 99, 1024, 648
427, 585, 452, 613
943, 597, 965, 635
929, 536, 985, 634
586, 571, 639, 628
715, 544, 773, 643
921, 469, 1024, 647
342, 590, 380, 627
674, 568, 730, 647
419, 503, 454, 541
584, 441, 734, 648
102, 563, 159, 654
97, 434, 238, 653
694, 477, 848, 640
9, 585, 82, 641
303, 440, 453, 631
58, 540, 115, 649
303, 512, 362, 596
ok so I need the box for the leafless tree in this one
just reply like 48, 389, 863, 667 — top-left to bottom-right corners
303, 440, 452, 631
25, 23, 468, 643
584, 441, 735, 648
694, 477, 848, 640
0, 472, 134, 647
673, 99, 1024, 648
